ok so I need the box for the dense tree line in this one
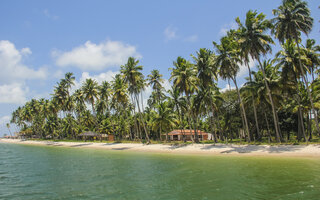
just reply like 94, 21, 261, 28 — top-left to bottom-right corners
10, 0, 320, 143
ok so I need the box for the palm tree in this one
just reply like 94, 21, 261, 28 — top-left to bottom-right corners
192, 48, 217, 88
121, 57, 150, 143
170, 56, 199, 142
62, 72, 75, 95
236, 10, 281, 142
82, 78, 99, 116
147, 69, 165, 105
213, 34, 251, 142
304, 39, 320, 82
151, 101, 177, 141
6, 123, 12, 137
73, 89, 86, 120
271, 0, 319, 135
276, 40, 310, 141
242, 60, 283, 141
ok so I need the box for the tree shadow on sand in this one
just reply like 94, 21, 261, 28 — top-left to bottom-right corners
111, 147, 132, 150
222, 145, 304, 154
167, 144, 189, 150
70, 143, 93, 147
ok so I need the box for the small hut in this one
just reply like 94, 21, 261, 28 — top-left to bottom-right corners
166, 129, 212, 141
78, 131, 100, 141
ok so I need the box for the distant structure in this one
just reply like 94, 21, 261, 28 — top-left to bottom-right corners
166, 129, 213, 141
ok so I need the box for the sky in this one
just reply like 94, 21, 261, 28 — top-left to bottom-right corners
0, 0, 319, 136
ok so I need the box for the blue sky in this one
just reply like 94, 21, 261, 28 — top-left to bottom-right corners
0, 0, 319, 136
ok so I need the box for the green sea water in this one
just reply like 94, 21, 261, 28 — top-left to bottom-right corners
0, 143, 320, 200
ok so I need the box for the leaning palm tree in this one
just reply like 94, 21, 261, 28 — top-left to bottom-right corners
236, 10, 281, 142
82, 78, 99, 116
271, 0, 319, 135
213, 34, 251, 142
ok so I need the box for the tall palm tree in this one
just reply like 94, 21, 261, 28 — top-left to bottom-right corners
147, 69, 165, 105
170, 56, 199, 142
276, 40, 310, 141
82, 78, 99, 116
213, 34, 251, 142
271, 0, 319, 135
121, 57, 150, 143
236, 10, 281, 142
242, 60, 283, 140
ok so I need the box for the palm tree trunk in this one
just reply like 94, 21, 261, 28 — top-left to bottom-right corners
210, 108, 218, 143
232, 77, 250, 142
293, 74, 307, 142
298, 107, 307, 142
134, 93, 150, 143
130, 95, 140, 140
187, 95, 199, 143
257, 59, 281, 143
177, 107, 186, 142
187, 115, 195, 142
295, 36, 320, 136
264, 112, 272, 143
247, 64, 261, 140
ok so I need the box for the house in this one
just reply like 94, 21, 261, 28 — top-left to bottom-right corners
166, 129, 213, 141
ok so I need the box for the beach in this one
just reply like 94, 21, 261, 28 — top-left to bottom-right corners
1, 138, 320, 158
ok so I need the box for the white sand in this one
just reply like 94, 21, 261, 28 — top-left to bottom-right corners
1, 138, 320, 158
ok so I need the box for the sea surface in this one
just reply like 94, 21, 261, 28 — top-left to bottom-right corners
0, 143, 320, 199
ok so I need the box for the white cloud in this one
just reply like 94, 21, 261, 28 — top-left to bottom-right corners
219, 22, 238, 36
184, 35, 198, 42
43, 9, 59, 20
0, 40, 47, 105
0, 40, 47, 84
164, 26, 199, 43
0, 83, 28, 104
53, 40, 141, 71
164, 26, 178, 41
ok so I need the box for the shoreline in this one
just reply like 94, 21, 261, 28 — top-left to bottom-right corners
1, 138, 320, 158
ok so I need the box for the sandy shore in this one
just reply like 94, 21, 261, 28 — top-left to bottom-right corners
1, 138, 320, 158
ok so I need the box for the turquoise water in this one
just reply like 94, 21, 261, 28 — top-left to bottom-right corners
0, 143, 320, 199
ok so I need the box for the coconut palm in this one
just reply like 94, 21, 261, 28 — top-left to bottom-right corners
151, 101, 178, 141
170, 56, 199, 142
236, 10, 282, 142
121, 57, 150, 143
276, 40, 310, 141
272, 0, 319, 135
82, 78, 99, 116
147, 69, 165, 106
192, 48, 217, 88
303, 39, 320, 82
213, 33, 251, 142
